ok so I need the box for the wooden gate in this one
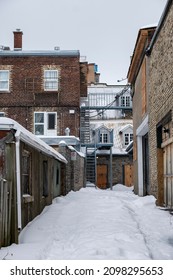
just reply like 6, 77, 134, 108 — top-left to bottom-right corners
124, 164, 134, 187
97, 164, 108, 189
163, 142, 173, 208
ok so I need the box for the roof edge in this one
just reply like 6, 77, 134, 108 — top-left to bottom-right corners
146, 0, 172, 55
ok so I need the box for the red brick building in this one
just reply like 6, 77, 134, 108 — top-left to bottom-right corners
0, 30, 88, 138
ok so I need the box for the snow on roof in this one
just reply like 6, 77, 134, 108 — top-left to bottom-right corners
140, 23, 157, 30
97, 147, 127, 156
119, 124, 133, 133
0, 117, 67, 164
88, 84, 126, 94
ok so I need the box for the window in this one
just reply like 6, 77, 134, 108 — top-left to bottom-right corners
121, 96, 131, 107
34, 112, 57, 136
22, 150, 32, 195
0, 70, 9, 91
124, 133, 133, 146
43, 161, 48, 197
100, 133, 108, 143
44, 70, 58, 91
0, 112, 5, 117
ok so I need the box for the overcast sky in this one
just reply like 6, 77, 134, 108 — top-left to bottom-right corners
0, 0, 167, 84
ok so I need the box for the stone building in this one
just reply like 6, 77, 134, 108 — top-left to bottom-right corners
127, 25, 156, 195
127, 0, 173, 207
146, 0, 173, 207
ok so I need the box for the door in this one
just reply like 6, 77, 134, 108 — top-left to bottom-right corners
143, 134, 149, 194
97, 165, 108, 189
124, 164, 133, 187
163, 142, 173, 207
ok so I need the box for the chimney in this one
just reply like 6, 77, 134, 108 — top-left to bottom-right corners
13, 29, 23, 50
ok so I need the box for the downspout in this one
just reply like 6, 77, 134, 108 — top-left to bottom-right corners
15, 130, 22, 230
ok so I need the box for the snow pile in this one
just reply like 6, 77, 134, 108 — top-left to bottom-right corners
1, 184, 173, 260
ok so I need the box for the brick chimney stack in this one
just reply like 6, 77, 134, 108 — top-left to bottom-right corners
13, 29, 23, 50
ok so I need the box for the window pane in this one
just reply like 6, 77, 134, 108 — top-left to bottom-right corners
0, 71, 9, 79
126, 96, 130, 107
0, 81, 8, 89
44, 70, 58, 79
35, 124, 44, 135
125, 133, 129, 145
103, 133, 108, 143
0, 71, 9, 90
45, 81, 58, 90
48, 113, 55, 129
35, 113, 44, 123
121, 96, 125, 106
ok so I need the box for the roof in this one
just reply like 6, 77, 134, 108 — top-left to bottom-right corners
119, 124, 133, 133
39, 136, 80, 146
0, 50, 80, 57
0, 117, 67, 164
127, 26, 156, 84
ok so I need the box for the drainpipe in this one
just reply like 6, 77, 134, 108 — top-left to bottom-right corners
15, 131, 22, 230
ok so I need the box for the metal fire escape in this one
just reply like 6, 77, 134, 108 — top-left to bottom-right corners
80, 98, 97, 185
80, 84, 132, 187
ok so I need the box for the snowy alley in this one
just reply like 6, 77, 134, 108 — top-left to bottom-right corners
1, 184, 173, 260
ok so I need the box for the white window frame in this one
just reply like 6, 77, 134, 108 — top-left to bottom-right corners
34, 112, 57, 136
44, 70, 58, 91
124, 133, 133, 146
0, 70, 9, 91
121, 95, 131, 107
100, 133, 108, 143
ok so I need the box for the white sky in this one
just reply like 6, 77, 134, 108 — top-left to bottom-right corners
1, 185, 173, 260
0, 0, 167, 84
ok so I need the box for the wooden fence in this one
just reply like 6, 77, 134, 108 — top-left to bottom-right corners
0, 178, 12, 248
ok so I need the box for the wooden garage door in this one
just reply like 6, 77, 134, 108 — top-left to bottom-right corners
97, 164, 108, 189
124, 164, 134, 187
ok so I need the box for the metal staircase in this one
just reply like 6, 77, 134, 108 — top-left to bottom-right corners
80, 108, 90, 144
86, 146, 97, 185
80, 101, 97, 185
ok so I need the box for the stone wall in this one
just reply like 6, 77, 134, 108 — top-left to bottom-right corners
148, 2, 173, 201
58, 144, 85, 194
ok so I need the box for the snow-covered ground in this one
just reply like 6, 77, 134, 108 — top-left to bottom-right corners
1, 184, 173, 260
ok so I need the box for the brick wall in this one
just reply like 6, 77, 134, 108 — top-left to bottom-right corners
0, 54, 84, 137
149, 2, 173, 200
